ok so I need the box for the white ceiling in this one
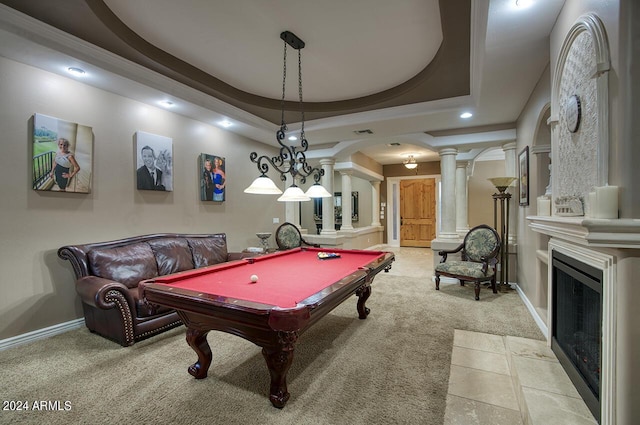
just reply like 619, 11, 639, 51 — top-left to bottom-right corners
0, 0, 565, 165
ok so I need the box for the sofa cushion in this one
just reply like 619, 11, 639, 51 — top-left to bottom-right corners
88, 242, 158, 289
148, 238, 194, 276
187, 236, 228, 268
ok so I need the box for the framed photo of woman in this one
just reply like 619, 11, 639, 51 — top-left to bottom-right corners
32, 113, 93, 193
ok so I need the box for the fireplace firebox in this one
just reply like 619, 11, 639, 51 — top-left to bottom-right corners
551, 250, 602, 423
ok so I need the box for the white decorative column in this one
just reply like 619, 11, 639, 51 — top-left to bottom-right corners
455, 161, 469, 235
284, 174, 300, 226
320, 159, 337, 236
340, 171, 354, 231
438, 148, 458, 239
371, 180, 381, 226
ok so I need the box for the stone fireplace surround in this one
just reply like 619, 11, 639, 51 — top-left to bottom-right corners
528, 216, 640, 425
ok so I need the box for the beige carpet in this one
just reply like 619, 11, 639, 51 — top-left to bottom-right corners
0, 249, 543, 425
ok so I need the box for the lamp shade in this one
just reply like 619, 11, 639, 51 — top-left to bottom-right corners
277, 185, 310, 202
305, 184, 332, 198
244, 176, 283, 194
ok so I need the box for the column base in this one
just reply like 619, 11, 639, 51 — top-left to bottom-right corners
438, 232, 461, 239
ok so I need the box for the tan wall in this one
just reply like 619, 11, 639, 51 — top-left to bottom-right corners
0, 57, 286, 339
467, 160, 506, 228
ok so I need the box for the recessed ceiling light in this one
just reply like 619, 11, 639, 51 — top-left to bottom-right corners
218, 120, 233, 128
158, 100, 174, 107
67, 67, 86, 76
460, 112, 473, 119
515, 0, 534, 8
288, 135, 298, 141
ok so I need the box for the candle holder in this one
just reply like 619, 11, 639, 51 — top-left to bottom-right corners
488, 177, 517, 290
256, 232, 272, 252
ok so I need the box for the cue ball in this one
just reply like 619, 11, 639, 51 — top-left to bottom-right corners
250, 274, 258, 283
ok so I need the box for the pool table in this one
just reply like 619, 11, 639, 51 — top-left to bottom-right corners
140, 247, 394, 408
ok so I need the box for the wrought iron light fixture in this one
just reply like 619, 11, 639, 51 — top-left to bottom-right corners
244, 31, 332, 202
403, 155, 418, 169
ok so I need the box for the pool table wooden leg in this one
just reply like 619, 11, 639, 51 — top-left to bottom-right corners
262, 344, 295, 408
185, 327, 212, 379
356, 285, 371, 319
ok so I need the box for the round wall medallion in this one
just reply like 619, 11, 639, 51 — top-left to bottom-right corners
565, 94, 581, 133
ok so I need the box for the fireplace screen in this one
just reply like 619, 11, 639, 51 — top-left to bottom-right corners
552, 250, 602, 421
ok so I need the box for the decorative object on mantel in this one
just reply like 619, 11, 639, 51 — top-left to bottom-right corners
589, 186, 619, 219
537, 196, 551, 216
488, 177, 517, 290
545, 161, 552, 197
554, 195, 584, 216
244, 31, 332, 202
518, 146, 529, 206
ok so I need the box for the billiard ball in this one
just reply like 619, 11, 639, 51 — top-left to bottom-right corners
250, 274, 258, 283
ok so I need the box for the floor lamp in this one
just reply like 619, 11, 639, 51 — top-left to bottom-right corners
488, 177, 517, 289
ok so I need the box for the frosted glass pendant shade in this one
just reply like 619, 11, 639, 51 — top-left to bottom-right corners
305, 184, 332, 198
244, 176, 283, 194
277, 185, 310, 202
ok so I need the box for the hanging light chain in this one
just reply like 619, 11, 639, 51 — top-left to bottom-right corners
247, 31, 325, 189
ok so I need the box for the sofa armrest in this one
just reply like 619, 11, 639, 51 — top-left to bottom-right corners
75, 276, 135, 310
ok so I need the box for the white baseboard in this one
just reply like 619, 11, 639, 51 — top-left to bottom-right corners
514, 283, 548, 340
0, 318, 85, 351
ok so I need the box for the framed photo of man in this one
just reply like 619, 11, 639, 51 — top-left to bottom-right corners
135, 131, 173, 191
32, 113, 93, 193
199, 153, 226, 202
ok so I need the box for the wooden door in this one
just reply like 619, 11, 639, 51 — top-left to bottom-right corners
400, 179, 436, 247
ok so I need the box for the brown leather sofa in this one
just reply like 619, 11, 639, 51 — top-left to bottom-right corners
58, 233, 250, 346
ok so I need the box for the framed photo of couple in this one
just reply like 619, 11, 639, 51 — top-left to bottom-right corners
200, 153, 226, 202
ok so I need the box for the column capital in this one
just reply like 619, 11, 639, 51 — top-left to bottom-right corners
339, 170, 353, 176
456, 161, 469, 168
319, 158, 335, 166
438, 147, 458, 157
502, 142, 517, 151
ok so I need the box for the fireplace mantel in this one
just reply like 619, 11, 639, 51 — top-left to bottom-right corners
527, 216, 640, 248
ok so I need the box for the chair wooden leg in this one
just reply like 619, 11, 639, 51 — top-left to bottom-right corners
459, 280, 465, 286
474, 282, 480, 300
435, 274, 440, 290
491, 277, 497, 294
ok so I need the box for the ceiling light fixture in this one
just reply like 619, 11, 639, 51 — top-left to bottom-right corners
67, 67, 86, 76
159, 100, 174, 107
244, 31, 331, 202
404, 155, 418, 169
515, 0, 534, 8
218, 119, 233, 128
460, 112, 473, 119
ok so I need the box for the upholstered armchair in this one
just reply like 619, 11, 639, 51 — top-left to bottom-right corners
434, 224, 501, 300
275, 222, 320, 250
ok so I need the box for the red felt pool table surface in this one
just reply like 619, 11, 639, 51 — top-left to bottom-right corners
150, 247, 386, 308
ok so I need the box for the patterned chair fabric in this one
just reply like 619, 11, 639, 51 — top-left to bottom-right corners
434, 224, 501, 300
275, 222, 320, 250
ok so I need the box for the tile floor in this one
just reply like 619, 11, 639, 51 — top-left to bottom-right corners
377, 246, 599, 425
443, 329, 598, 425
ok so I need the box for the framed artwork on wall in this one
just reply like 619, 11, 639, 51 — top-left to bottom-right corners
135, 131, 173, 191
32, 113, 93, 193
519, 146, 530, 206
199, 153, 226, 202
